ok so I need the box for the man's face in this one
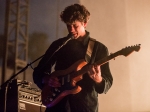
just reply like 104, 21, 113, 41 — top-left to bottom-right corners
66, 21, 87, 39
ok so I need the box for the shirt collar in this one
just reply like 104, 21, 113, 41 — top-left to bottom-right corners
82, 30, 90, 46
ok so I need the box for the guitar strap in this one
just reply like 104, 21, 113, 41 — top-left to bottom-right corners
85, 38, 98, 64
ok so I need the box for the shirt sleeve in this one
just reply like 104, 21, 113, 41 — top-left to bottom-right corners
32, 41, 58, 89
94, 42, 113, 94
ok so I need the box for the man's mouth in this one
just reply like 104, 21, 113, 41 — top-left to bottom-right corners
73, 33, 77, 37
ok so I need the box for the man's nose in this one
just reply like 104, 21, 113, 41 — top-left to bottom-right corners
70, 26, 75, 32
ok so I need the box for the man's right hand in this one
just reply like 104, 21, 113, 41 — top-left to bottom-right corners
42, 75, 61, 87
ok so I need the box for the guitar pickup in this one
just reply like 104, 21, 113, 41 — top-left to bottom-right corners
61, 77, 64, 85
67, 75, 70, 82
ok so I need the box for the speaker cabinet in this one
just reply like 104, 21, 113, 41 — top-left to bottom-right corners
19, 100, 45, 112
0, 79, 46, 112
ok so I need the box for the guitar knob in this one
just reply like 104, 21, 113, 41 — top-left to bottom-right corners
55, 88, 58, 91
55, 88, 61, 92
52, 93, 56, 96
50, 98, 53, 101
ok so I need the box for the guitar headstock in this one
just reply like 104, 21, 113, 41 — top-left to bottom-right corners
119, 44, 141, 56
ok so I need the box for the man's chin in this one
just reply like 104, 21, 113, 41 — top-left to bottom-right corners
73, 36, 79, 39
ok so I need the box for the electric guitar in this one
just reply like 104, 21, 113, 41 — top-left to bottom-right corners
41, 44, 141, 107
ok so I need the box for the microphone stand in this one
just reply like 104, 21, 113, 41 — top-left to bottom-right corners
0, 36, 72, 112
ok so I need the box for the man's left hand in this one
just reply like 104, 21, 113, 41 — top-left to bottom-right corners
87, 64, 102, 83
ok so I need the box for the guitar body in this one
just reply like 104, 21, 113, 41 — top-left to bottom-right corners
41, 59, 87, 108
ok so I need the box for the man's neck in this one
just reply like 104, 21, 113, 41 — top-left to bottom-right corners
77, 32, 87, 41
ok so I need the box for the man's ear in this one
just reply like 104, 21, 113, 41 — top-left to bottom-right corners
83, 22, 88, 28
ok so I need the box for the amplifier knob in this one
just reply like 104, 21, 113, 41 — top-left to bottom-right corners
28, 96, 32, 100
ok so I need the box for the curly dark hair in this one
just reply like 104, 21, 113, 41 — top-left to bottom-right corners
60, 4, 90, 24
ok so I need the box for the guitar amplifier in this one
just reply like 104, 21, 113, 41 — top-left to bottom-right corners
0, 79, 46, 112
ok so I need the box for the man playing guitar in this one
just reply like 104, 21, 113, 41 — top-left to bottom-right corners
33, 4, 113, 112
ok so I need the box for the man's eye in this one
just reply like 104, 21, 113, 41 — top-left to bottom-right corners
74, 26, 78, 28
67, 25, 71, 28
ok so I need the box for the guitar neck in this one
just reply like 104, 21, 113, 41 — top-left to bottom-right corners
72, 44, 140, 79
95, 50, 120, 66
